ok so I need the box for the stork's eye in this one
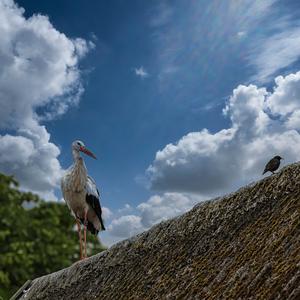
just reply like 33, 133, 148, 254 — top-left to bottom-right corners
77, 142, 81, 146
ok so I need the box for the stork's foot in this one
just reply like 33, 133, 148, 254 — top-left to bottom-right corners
81, 253, 88, 260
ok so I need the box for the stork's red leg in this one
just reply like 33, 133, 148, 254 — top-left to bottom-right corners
83, 210, 88, 258
76, 219, 83, 260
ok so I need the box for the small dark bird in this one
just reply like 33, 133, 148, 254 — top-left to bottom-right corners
262, 155, 283, 175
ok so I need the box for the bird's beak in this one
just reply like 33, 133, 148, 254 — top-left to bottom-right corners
80, 146, 97, 159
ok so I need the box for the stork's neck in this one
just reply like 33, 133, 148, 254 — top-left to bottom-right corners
72, 150, 87, 171
70, 149, 87, 192
72, 149, 82, 161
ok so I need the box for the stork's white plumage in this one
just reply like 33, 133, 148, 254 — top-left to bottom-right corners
61, 140, 105, 260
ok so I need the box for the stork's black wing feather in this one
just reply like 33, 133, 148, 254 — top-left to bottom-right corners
86, 193, 106, 231
86, 176, 106, 231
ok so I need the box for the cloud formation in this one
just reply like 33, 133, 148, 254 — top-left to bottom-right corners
151, 1, 276, 79
137, 193, 200, 228
147, 71, 300, 196
102, 192, 201, 246
151, 0, 300, 84
134, 66, 149, 78
0, 0, 92, 199
250, 27, 300, 83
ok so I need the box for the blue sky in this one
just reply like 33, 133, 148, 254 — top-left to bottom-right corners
2, 0, 300, 245
17, 0, 243, 205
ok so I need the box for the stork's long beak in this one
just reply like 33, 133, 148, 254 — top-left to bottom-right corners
80, 146, 97, 159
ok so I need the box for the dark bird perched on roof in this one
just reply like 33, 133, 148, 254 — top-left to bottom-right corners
262, 155, 283, 175
61, 140, 105, 260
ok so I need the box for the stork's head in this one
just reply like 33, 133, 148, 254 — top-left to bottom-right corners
72, 140, 97, 159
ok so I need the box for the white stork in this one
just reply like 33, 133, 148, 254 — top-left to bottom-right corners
61, 140, 105, 260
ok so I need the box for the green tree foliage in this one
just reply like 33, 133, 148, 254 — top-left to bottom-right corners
0, 173, 106, 299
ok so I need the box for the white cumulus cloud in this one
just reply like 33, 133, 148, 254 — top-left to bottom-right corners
268, 72, 300, 117
147, 71, 300, 197
0, 0, 93, 199
137, 193, 200, 228
108, 215, 143, 239
102, 192, 201, 246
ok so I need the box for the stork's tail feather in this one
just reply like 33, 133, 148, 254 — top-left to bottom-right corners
80, 218, 99, 235
88, 222, 99, 235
